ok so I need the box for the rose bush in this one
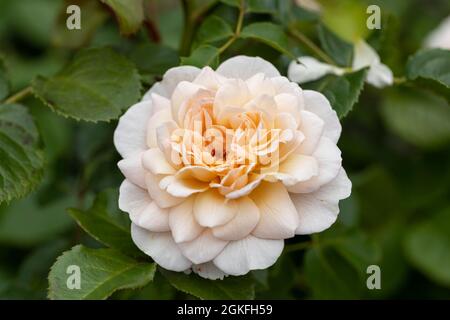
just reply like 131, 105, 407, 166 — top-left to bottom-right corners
114, 56, 351, 279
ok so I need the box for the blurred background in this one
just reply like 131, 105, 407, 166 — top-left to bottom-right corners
0, 0, 449, 299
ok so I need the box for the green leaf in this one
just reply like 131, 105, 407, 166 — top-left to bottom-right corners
129, 43, 179, 75
68, 190, 141, 257
406, 49, 450, 102
0, 56, 10, 101
48, 245, 156, 300
0, 193, 74, 246
32, 47, 141, 122
0, 104, 44, 203
181, 45, 220, 68
240, 22, 292, 57
381, 89, 450, 149
196, 15, 233, 44
404, 207, 450, 287
100, 0, 144, 35
304, 229, 380, 299
220, 0, 275, 13
317, 23, 353, 67
303, 68, 368, 118
160, 268, 255, 300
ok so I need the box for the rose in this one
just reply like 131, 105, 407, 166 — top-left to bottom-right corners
114, 56, 351, 279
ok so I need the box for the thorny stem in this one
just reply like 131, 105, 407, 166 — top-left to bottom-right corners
287, 27, 336, 65
4, 86, 32, 104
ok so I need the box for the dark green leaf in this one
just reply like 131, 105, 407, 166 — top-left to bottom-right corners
240, 22, 292, 57
303, 68, 368, 118
220, 0, 275, 13
129, 43, 179, 75
404, 207, 450, 288
406, 49, 450, 102
181, 45, 220, 68
32, 47, 141, 122
68, 190, 141, 257
0, 104, 44, 203
381, 89, 450, 149
100, 0, 144, 35
318, 23, 353, 67
196, 15, 233, 45
48, 245, 156, 300
160, 268, 255, 300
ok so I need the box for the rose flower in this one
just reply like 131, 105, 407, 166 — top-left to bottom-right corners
114, 56, 351, 279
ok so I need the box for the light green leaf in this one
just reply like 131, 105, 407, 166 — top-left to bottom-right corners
406, 49, 450, 102
303, 68, 368, 118
196, 15, 233, 44
381, 89, 450, 149
181, 45, 220, 68
160, 268, 255, 300
68, 190, 141, 257
0, 56, 10, 101
130, 43, 179, 75
100, 0, 144, 35
48, 245, 156, 300
304, 229, 380, 299
318, 23, 353, 67
32, 47, 141, 122
0, 104, 44, 204
240, 22, 292, 57
404, 207, 450, 287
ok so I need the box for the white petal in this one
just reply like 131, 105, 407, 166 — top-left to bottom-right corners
114, 100, 152, 158
171, 81, 204, 124
142, 66, 201, 100
178, 229, 228, 264
303, 90, 341, 143
216, 56, 280, 80
213, 235, 284, 276
192, 262, 227, 280
291, 168, 351, 234
117, 152, 146, 188
214, 79, 250, 123
424, 16, 450, 50
212, 197, 260, 241
274, 154, 319, 186
119, 180, 170, 231
142, 148, 176, 175
288, 56, 344, 84
288, 137, 342, 193
150, 93, 171, 115
160, 175, 209, 198
224, 175, 264, 199
146, 108, 174, 148
296, 110, 325, 154
131, 224, 191, 271
193, 66, 226, 90
169, 197, 204, 243
145, 172, 184, 208
250, 182, 299, 239
194, 189, 237, 227
274, 93, 302, 124
366, 62, 393, 88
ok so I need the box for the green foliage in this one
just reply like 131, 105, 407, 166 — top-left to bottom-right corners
0, 56, 10, 100
68, 191, 142, 257
0, 104, 44, 204
160, 268, 255, 300
240, 22, 292, 57
406, 49, 450, 102
130, 43, 179, 75
32, 47, 141, 122
381, 89, 450, 149
405, 207, 450, 287
196, 15, 234, 44
304, 68, 368, 118
100, 0, 144, 35
317, 24, 353, 67
181, 45, 220, 68
48, 245, 156, 299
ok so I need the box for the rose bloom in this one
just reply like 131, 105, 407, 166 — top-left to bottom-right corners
114, 56, 351, 280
